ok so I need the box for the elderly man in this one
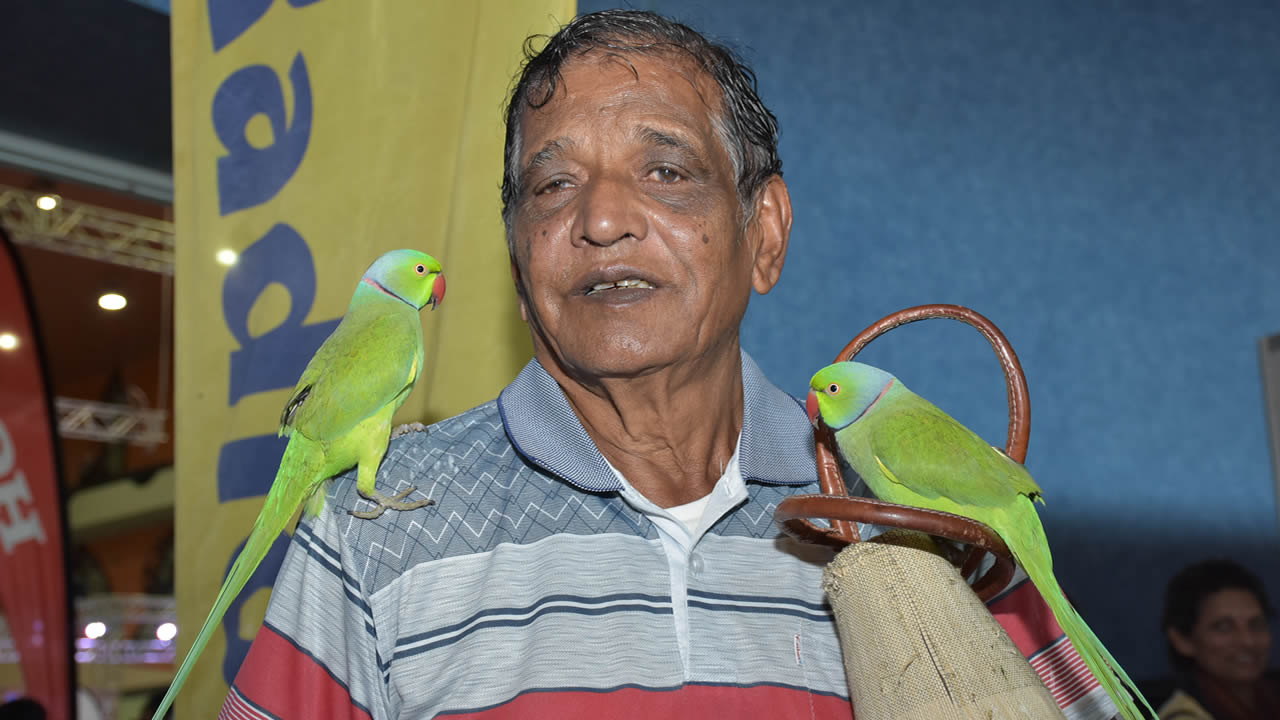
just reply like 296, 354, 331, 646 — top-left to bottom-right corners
223, 10, 1116, 719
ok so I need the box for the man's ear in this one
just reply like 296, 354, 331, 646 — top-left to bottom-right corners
1166, 627, 1196, 659
747, 175, 792, 295
510, 260, 528, 323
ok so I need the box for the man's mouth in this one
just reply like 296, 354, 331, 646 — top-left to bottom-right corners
583, 278, 655, 295
1227, 652, 1265, 667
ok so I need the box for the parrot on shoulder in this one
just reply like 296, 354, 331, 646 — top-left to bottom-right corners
151, 249, 445, 720
806, 361, 1153, 720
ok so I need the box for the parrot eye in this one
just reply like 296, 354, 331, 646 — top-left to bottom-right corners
827, 383, 840, 395
415, 264, 426, 275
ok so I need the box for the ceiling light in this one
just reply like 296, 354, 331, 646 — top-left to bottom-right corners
84, 622, 107, 639
35, 194, 60, 211
215, 248, 238, 266
155, 622, 177, 642
0, 333, 16, 351
98, 293, 127, 311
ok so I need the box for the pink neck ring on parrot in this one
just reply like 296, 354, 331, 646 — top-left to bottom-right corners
852, 379, 895, 424
362, 277, 418, 309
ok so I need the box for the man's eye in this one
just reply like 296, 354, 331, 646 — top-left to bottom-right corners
650, 166, 683, 183
537, 178, 571, 195
1209, 620, 1234, 633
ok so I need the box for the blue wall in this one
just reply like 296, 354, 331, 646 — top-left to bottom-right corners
581, 1, 1280, 678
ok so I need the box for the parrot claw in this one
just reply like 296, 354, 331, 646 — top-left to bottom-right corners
390, 422, 429, 439
350, 486, 434, 520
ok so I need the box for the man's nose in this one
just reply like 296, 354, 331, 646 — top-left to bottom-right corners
574, 174, 645, 247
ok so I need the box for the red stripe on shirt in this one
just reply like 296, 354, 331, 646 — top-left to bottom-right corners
1032, 638, 1098, 700
223, 624, 372, 720
1034, 645, 1097, 704
220, 687, 273, 720
438, 684, 853, 720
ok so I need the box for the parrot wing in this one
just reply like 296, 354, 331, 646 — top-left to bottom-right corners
280, 308, 421, 441
865, 393, 1043, 508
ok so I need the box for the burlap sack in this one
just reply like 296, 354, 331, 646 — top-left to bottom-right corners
823, 531, 1065, 719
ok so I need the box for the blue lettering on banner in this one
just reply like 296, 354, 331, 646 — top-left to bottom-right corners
222, 223, 340, 405
208, 0, 326, 53
212, 54, 313, 216
207, 0, 331, 687
216, 435, 288, 504
207, 0, 274, 51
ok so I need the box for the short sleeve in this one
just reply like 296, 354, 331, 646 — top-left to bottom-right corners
221, 508, 390, 719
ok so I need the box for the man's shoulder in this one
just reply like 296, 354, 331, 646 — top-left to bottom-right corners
324, 399, 516, 511
1156, 689, 1212, 720
407, 398, 508, 444
296, 399, 649, 593
302, 401, 524, 564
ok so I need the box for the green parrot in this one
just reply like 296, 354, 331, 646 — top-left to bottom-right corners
806, 361, 1153, 720
151, 248, 445, 720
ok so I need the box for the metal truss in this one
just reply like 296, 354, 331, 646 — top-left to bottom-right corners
0, 594, 177, 666
0, 183, 174, 274
55, 397, 168, 446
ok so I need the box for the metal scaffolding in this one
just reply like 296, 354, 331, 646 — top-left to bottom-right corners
55, 397, 168, 446
0, 183, 174, 274
0, 594, 177, 666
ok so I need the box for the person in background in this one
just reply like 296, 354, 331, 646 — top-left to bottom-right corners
140, 691, 172, 720
0, 698, 46, 720
1158, 559, 1279, 719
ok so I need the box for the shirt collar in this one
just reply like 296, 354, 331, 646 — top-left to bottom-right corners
497, 350, 818, 493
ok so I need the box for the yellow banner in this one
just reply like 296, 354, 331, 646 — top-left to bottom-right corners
171, 0, 573, 713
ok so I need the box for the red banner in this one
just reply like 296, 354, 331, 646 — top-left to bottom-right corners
0, 231, 74, 719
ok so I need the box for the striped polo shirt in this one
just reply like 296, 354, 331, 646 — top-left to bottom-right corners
222, 352, 1118, 719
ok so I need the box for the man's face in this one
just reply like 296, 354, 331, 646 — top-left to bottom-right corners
1169, 588, 1272, 685
508, 52, 774, 381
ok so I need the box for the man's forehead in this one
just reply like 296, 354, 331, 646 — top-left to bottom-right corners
517, 50, 721, 141
573, 48, 712, 92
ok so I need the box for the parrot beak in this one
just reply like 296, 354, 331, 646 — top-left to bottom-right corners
429, 274, 446, 310
805, 390, 820, 428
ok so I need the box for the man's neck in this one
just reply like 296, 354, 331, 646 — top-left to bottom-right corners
1194, 668, 1262, 717
541, 344, 745, 508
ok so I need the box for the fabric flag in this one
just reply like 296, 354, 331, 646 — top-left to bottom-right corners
0, 231, 74, 719
170, 0, 574, 713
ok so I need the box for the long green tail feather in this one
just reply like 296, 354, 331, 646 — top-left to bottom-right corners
1003, 511, 1156, 720
151, 437, 323, 720
1047, 587, 1154, 720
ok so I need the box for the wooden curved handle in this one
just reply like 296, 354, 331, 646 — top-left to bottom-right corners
776, 304, 1027, 602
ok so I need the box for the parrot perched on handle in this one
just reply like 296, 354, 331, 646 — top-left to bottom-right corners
150, 248, 445, 720
806, 361, 1154, 720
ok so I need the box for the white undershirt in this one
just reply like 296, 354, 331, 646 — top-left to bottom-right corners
664, 492, 715, 534
602, 438, 743, 539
